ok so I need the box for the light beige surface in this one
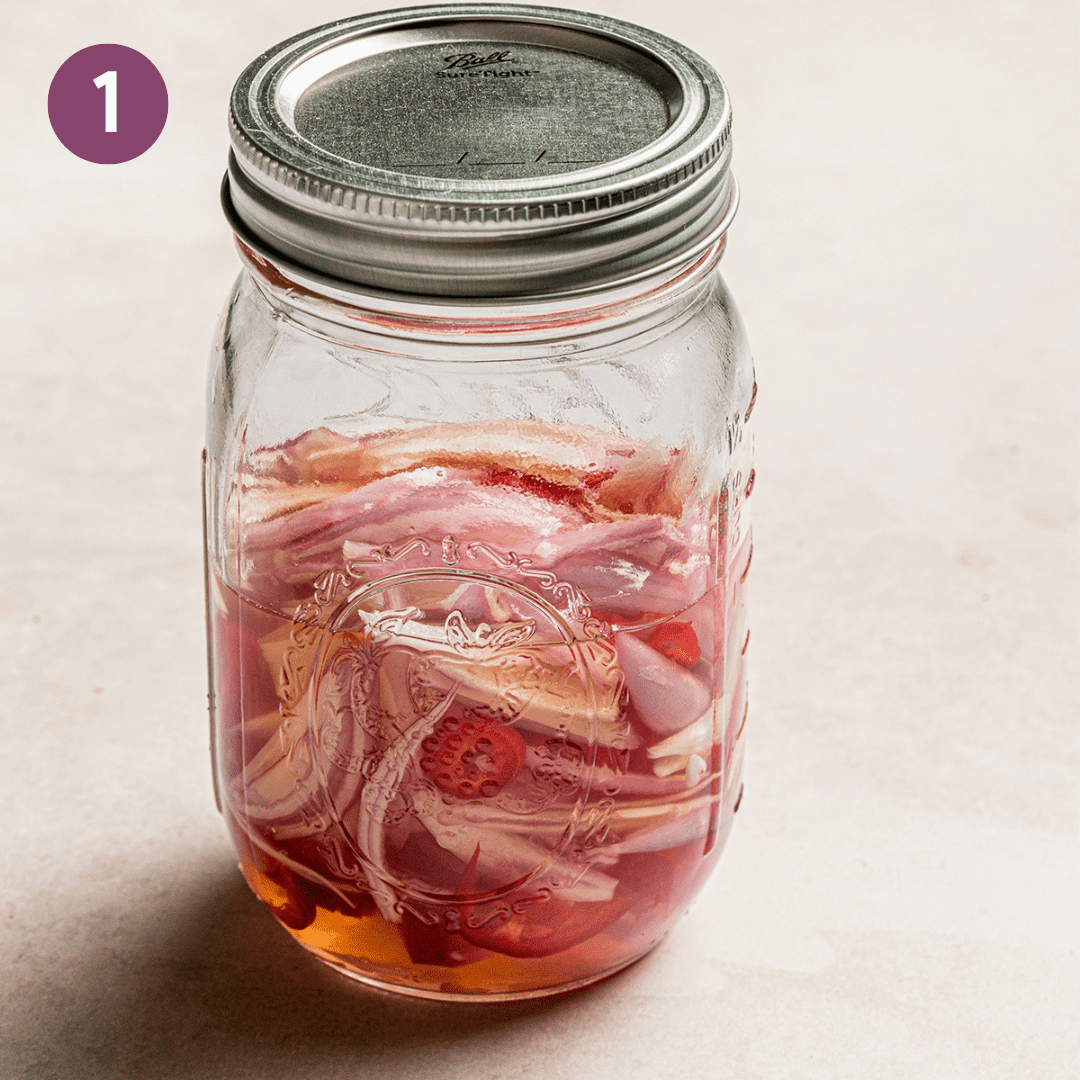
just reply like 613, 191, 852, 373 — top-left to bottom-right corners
2, 1, 1077, 1076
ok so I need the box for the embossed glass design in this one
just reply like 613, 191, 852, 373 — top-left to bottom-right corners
204, 241, 754, 999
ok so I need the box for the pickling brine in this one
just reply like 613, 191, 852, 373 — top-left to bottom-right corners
209, 420, 750, 997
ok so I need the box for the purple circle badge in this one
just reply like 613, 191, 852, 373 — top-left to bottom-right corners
49, 45, 167, 164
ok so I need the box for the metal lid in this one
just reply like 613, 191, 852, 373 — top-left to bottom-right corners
226, 4, 735, 297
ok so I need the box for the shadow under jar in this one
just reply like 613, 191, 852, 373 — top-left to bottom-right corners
205, 3, 755, 1001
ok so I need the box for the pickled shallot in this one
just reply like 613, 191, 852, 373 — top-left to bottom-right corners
209, 421, 749, 996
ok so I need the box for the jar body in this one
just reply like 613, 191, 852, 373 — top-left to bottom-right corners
204, 246, 754, 999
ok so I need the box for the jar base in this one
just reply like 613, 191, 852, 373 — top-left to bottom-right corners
304, 940, 664, 1003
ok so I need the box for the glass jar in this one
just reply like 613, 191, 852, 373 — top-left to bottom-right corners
205, 3, 755, 1001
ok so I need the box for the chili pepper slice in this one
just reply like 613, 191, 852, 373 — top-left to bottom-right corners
419, 715, 526, 799
645, 622, 701, 668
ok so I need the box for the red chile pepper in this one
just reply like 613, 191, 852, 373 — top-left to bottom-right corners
645, 622, 701, 668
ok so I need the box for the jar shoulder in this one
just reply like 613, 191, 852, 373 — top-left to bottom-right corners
206, 272, 282, 461
206, 265, 754, 460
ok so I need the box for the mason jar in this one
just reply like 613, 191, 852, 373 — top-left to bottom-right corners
205, 3, 755, 1000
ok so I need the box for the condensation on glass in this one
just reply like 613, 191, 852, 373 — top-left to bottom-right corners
205, 3, 755, 1000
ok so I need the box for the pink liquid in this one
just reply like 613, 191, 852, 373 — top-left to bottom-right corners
208, 422, 748, 997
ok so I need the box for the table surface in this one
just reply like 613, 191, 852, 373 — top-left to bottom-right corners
2, 2, 1076, 1077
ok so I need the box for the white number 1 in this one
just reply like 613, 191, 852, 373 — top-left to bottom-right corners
93, 70, 117, 132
